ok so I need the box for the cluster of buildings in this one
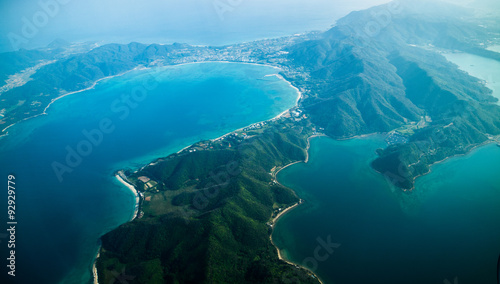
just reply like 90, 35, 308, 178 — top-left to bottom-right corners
137, 176, 158, 191
144, 34, 314, 68
386, 132, 410, 146
290, 108, 303, 118
312, 127, 325, 136
242, 121, 267, 132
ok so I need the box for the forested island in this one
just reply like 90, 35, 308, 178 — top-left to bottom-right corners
2, 0, 500, 282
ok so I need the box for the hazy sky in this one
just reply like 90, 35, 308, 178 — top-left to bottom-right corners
0, 0, 396, 52
2, 0, 494, 52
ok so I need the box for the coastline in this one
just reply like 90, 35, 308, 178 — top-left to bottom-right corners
0, 61, 291, 141
135, 63, 300, 170
3, 35, 497, 284
272, 202, 300, 224
268, 134, 326, 284
268, 201, 325, 284
331, 132, 499, 193
115, 171, 140, 221
369, 136, 497, 192
1, 66, 145, 138
273, 134, 325, 183
92, 172, 140, 284
103, 61, 318, 283
405, 140, 496, 191
208, 106, 294, 144
92, 250, 100, 284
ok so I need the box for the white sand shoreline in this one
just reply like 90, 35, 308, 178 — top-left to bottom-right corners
92, 173, 140, 284
115, 172, 140, 221
272, 202, 300, 224
92, 250, 100, 284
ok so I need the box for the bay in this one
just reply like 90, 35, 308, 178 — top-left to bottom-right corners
443, 52, 500, 103
273, 136, 500, 284
0, 62, 299, 283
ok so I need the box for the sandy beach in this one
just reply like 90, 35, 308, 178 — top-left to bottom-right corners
115, 171, 140, 221
92, 250, 100, 284
272, 202, 300, 224
92, 172, 140, 284
1, 60, 298, 139
336, 132, 382, 141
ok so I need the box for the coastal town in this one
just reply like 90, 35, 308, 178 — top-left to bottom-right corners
146, 33, 320, 68
385, 115, 432, 146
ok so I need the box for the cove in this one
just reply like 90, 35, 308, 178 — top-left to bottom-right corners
0, 62, 299, 284
443, 52, 500, 103
273, 136, 500, 284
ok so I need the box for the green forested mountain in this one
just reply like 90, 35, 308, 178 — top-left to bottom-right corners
0, 49, 51, 82
97, 121, 319, 284
285, 0, 500, 188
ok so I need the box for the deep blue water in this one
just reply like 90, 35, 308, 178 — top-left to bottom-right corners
0, 62, 298, 283
273, 136, 500, 284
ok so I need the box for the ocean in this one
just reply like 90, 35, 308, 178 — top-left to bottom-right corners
0, 62, 299, 283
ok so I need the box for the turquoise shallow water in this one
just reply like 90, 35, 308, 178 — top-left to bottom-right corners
273, 136, 500, 284
0, 62, 298, 283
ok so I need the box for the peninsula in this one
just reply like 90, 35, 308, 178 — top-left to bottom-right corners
96, 1, 500, 282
